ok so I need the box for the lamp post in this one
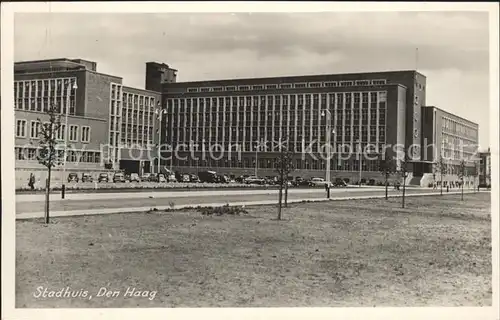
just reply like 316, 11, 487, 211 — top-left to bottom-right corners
155, 107, 167, 174
357, 139, 362, 187
321, 110, 334, 184
61, 79, 78, 199
254, 139, 262, 177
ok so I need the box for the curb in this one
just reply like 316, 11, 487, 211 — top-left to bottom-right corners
15, 190, 486, 220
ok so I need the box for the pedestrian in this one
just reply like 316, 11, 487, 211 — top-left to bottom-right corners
28, 173, 35, 190
325, 183, 330, 198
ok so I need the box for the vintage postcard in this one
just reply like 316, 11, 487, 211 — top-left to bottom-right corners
1, 2, 498, 320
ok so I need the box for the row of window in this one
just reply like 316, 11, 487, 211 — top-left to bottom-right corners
442, 116, 478, 139
185, 80, 388, 93
15, 147, 101, 163
14, 97, 76, 115
167, 156, 383, 172
15, 119, 91, 143
162, 137, 387, 153
122, 92, 158, 108
167, 92, 388, 110
14, 78, 77, 98
108, 84, 123, 163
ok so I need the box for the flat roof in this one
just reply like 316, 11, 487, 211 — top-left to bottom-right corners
122, 85, 161, 95
423, 106, 479, 127
165, 69, 423, 86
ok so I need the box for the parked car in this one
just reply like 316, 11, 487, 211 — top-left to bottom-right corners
129, 173, 141, 182
166, 173, 177, 182
244, 176, 265, 185
160, 169, 177, 182
113, 172, 126, 183
189, 174, 201, 183
235, 175, 249, 183
333, 178, 347, 187
181, 174, 191, 182
67, 173, 79, 183
217, 175, 230, 183
263, 176, 275, 185
293, 177, 309, 187
141, 173, 152, 182
98, 172, 110, 183
158, 174, 167, 183
198, 171, 219, 183
81, 173, 93, 183
308, 177, 332, 187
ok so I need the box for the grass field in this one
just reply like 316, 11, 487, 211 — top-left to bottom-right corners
16, 193, 492, 307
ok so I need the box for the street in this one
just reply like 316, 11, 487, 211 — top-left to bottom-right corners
15, 186, 478, 218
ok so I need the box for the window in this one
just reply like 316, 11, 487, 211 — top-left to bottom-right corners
200, 87, 211, 92
187, 88, 199, 93
213, 87, 223, 92
225, 86, 236, 91
309, 82, 322, 88
56, 124, 66, 140
266, 84, 278, 89
372, 79, 387, 85
69, 125, 78, 142
294, 83, 307, 88
355, 80, 370, 86
16, 119, 27, 137
378, 91, 387, 102
340, 81, 354, 87
252, 85, 264, 90
324, 82, 338, 87
238, 85, 250, 91
81, 126, 91, 143
280, 83, 293, 89
30, 121, 41, 139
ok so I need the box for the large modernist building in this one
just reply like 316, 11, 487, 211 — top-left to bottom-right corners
147, 64, 475, 183
14, 58, 161, 186
13, 58, 481, 187
478, 148, 491, 186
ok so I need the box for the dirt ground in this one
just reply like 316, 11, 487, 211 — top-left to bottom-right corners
15, 193, 492, 307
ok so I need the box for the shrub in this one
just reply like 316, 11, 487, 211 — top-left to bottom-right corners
198, 204, 248, 216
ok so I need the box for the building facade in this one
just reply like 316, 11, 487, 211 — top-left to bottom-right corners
478, 149, 491, 186
14, 58, 482, 187
150, 66, 428, 182
421, 106, 479, 168
14, 58, 161, 187
420, 106, 479, 186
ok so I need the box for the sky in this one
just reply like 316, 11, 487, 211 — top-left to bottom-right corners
13, 11, 492, 148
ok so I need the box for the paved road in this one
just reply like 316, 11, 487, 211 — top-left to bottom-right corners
16, 186, 388, 203
15, 187, 458, 215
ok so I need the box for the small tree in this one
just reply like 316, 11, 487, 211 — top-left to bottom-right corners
458, 159, 466, 201
436, 156, 448, 196
37, 104, 63, 224
397, 151, 410, 208
432, 161, 438, 188
274, 137, 294, 218
282, 149, 295, 208
379, 150, 395, 200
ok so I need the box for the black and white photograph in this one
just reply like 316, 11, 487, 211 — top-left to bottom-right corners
1, 2, 499, 320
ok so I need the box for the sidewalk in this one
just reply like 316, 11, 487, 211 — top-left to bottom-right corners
15, 190, 481, 220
